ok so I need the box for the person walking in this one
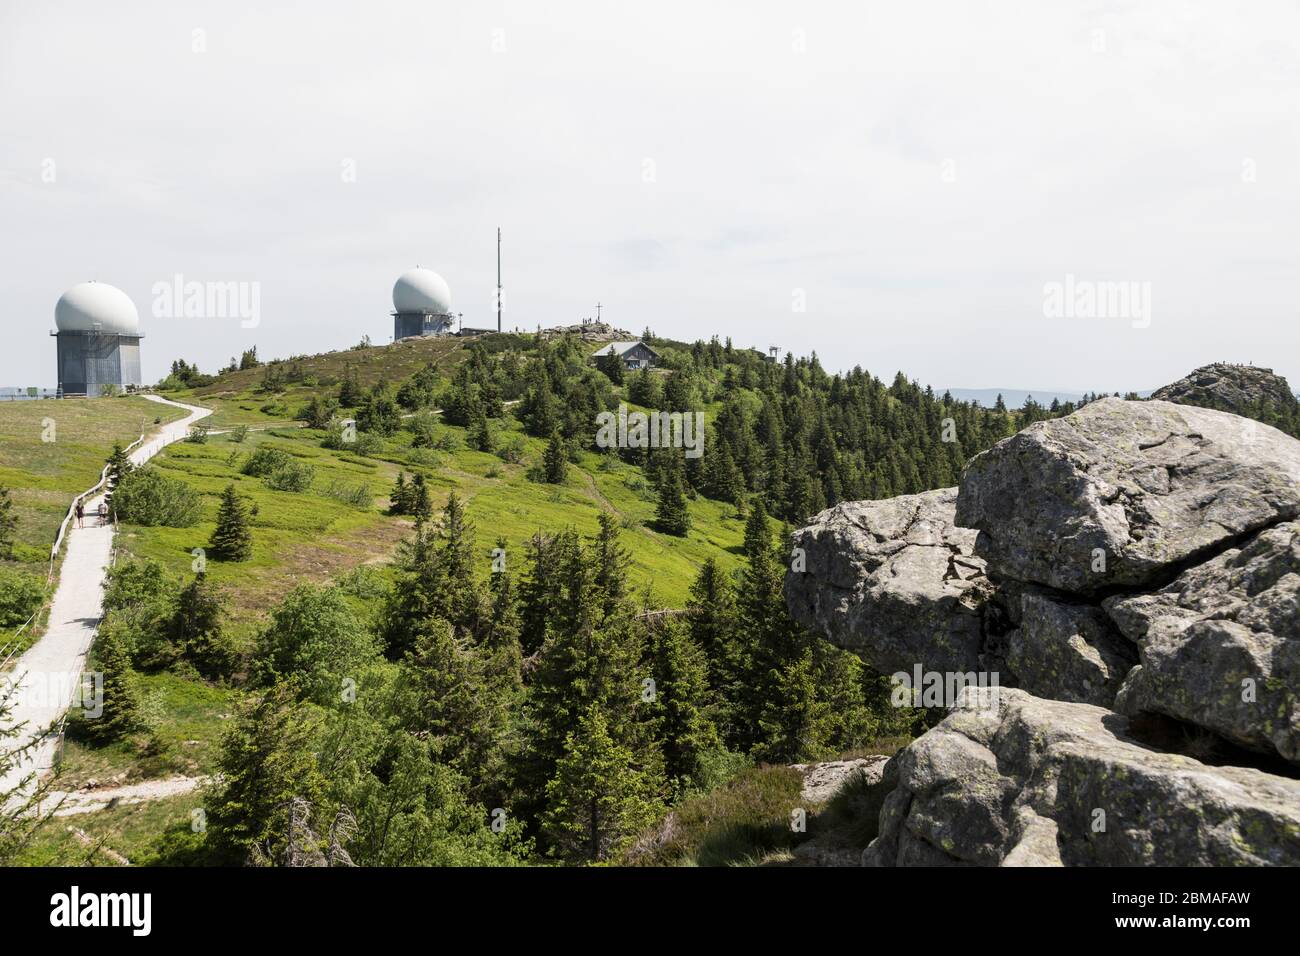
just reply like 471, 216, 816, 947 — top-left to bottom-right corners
98, 501, 108, 526
74, 501, 84, 529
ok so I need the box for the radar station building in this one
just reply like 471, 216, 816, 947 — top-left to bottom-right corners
392, 267, 455, 339
52, 281, 144, 397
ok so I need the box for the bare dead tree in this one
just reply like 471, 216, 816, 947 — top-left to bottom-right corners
326, 806, 357, 868
281, 795, 327, 867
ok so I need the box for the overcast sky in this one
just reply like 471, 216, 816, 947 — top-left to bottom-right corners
3, 1, 1299, 394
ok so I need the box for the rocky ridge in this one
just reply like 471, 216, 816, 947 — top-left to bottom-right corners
1151, 362, 1299, 420
786, 394, 1300, 866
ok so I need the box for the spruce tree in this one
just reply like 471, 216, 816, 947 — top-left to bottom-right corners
106, 442, 134, 487
663, 370, 693, 411
815, 643, 879, 753
356, 382, 402, 436
597, 351, 624, 385
648, 618, 721, 792
702, 440, 744, 505
338, 364, 362, 407
409, 473, 432, 526
686, 557, 739, 706
169, 572, 231, 678
400, 615, 508, 801
1, 673, 54, 861
520, 380, 560, 438
300, 394, 336, 429
389, 471, 409, 515
467, 406, 495, 453
542, 431, 568, 483
483, 536, 525, 697
209, 483, 253, 561
206, 679, 326, 865
520, 536, 658, 823
734, 500, 809, 755
519, 530, 570, 656
541, 703, 662, 863
654, 456, 690, 536
627, 369, 662, 407
89, 624, 141, 743
590, 512, 630, 619
104, 443, 134, 514
380, 523, 441, 659
435, 492, 480, 631
754, 646, 828, 763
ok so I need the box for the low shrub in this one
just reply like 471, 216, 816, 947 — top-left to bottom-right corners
264, 461, 315, 493
321, 424, 381, 455
111, 467, 202, 527
621, 765, 804, 867
241, 446, 292, 477
407, 412, 439, 448
0, 567, 44, 628
321, 480, 372, 509
497, 437, 526, 464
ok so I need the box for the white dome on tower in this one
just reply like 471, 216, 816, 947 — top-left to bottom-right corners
393, 267, 452, 314
55, 281, 140, 335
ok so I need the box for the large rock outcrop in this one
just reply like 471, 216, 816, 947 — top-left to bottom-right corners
865, 688, 1300, 866
786, 491, 1136, 707
955, 397, 1300, 595
1107, 521, 1300, 764
1152, 362, 1299, 424
785, 489, 993, 676
786, 389, 1300, 866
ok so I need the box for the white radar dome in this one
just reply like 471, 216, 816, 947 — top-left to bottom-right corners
55, 281, 140, 335
392, 267, 452, 314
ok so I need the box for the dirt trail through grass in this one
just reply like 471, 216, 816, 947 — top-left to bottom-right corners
49, 775, 205, 817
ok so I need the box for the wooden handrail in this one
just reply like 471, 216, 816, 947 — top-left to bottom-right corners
47, 429, 146, 579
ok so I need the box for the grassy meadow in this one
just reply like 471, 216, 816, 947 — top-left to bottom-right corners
0, 395, 187, 562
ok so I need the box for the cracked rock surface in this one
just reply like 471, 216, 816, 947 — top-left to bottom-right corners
784, 488, 992, 676
1107, 520, 1300, 765
955, 397, 1300, 595
1007, 590, 1136, 706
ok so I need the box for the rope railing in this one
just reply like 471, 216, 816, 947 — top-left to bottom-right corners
0, 602, 50, 662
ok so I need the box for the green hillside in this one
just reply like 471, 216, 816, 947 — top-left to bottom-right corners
9, 330, 1070, 867
117, 402, 747, 645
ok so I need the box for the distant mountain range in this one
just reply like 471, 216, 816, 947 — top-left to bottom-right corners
937, 387, 1146, 408
941, 379, 1298, 409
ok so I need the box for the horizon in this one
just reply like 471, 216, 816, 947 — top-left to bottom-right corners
4, 1, 1299, 394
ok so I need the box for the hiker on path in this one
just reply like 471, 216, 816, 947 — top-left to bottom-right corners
74, 502, 84, 529
98, 501, 108, 526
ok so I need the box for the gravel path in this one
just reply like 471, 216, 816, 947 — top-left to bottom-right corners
0, 395, 211, 802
